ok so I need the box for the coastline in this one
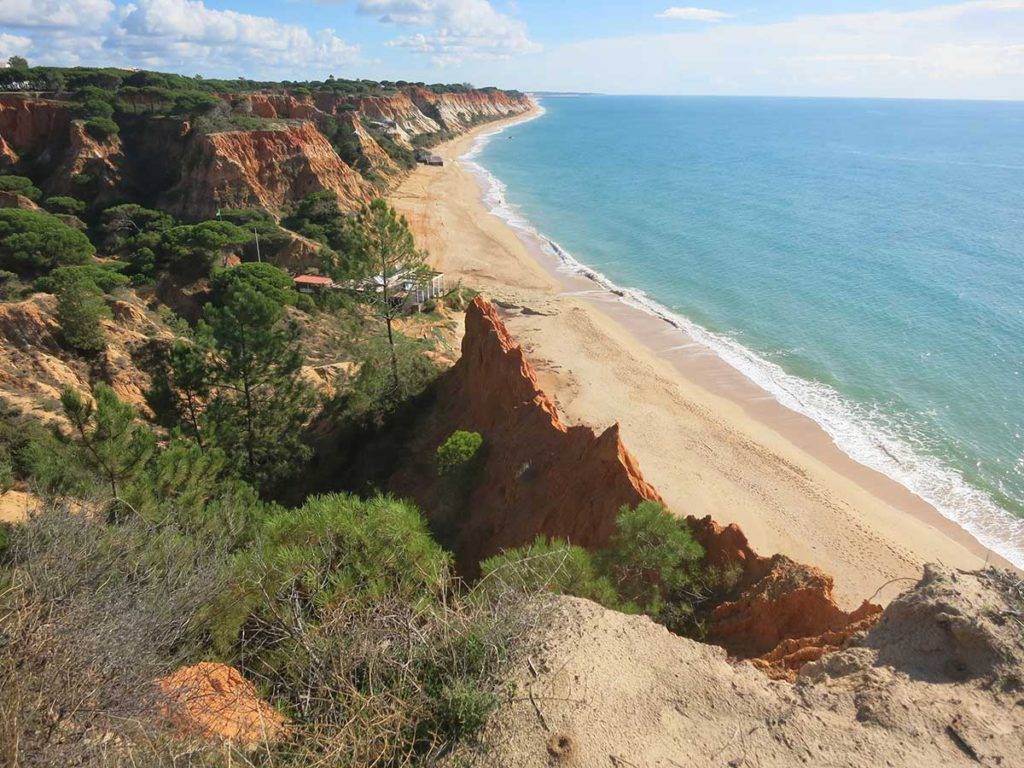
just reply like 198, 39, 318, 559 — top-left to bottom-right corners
392, 105, 1011, 607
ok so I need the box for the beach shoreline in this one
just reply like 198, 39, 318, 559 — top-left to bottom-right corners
391, 105, 1012, 607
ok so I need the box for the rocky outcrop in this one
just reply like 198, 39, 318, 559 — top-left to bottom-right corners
162, 122, 372, 219
407, 86, 532, 133
0, 190, 40, 210
157, 662, 286, 746
390, 297, 664, 571
337, 110, 402, 184
0, 95, 72, 167
349, 91, 441, 145
687, 514, 882, 661
49, 120, 124, 203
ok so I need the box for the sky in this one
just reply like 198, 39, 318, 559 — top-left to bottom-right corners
2, 0, 1024, 100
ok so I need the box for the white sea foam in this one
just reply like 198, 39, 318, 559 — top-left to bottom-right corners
459, 107, 1024, 570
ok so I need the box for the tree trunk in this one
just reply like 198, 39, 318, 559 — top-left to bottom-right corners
386, 315, 400, 392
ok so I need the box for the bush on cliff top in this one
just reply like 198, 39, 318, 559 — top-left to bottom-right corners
482, 501, 711, 636
0, 174, 41, 201
0, 208, 94, 276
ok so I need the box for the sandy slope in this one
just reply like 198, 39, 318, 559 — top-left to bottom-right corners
391, 109, 1000, 608
452, 567, 1024, 768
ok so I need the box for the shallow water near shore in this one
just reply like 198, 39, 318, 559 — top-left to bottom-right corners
464, 95, 1024, 569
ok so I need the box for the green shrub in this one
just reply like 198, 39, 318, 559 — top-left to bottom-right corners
480, 535, 619, 606
0, 446, 13, 493
483, 502, 710, 637
209, 492, 532, 765
0, 209, 94, 276
0, 269, 26, 301
209, 261, 296, 308
55, 274, 109, 354
83, 116, 120, 140
436, 430, 483, 476
42, 196, 86, 216
0, 175, 41, 201
213, 493, 452, 654
35, 263, 129, 295
599, 500, 705, 616
342, 335, 440, 428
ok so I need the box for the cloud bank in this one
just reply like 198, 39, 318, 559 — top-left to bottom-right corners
358, 0, 539, 63
0, 0, 359, 77
656, 7, 733, 22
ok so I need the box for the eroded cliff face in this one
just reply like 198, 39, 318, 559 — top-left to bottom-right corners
0, 95, 72, 166
0, 87, 532, 219
390, 297, 664, 570
390, 297, 881, 674
162, 122, 373, 219
0, 293, 174, 423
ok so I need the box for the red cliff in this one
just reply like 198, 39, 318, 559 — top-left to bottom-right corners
390, 297, 663, 569
163, 121, 372, 219
392, 297, 880, 673
0, 95, 72, 166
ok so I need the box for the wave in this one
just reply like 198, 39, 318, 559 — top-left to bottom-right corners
459, 111, 1024, 570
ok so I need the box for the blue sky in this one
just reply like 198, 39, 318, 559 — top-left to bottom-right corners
2, 1, 1024, 99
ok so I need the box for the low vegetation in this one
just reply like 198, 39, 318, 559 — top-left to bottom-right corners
482, 501, 734, 637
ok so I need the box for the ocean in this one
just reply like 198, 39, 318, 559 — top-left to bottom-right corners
466, 95, 1024, 568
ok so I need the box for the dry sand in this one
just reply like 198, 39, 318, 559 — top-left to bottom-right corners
391, 108, 1005, 608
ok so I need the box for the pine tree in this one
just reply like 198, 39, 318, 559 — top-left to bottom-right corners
351, 199, 430, 391
165, 339, 212, 450
55, 273, 109, 355
60, 384, 154, 504
201, 279, 315, 493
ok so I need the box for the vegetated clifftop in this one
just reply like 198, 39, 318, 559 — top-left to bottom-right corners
0, 86, 533, 220
458, 566, 1024, 767
389, 297, 883, 675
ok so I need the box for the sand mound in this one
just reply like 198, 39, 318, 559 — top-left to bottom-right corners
156, 662, 286, 747
853, 564, 1023, 683
455, 566, 1024, 767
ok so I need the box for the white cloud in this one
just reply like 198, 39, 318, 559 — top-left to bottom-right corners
656, 7, 733, 23
1, 0, 359, 78
113, 0, 359, 72
358, 0, 539, 63
0, 0, 114, 30
0, 33, 33, 60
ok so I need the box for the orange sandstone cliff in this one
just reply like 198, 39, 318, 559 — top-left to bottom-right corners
390, 297, 881, 673
389, 297, 664, 569
0, 87, 532, 220
162, 122, 372, 219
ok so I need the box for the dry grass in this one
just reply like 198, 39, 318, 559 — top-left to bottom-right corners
0, 504, 546, 768
0, 504, 228, 767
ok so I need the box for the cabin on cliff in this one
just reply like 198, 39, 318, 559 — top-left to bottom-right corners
293, 274, 336, 294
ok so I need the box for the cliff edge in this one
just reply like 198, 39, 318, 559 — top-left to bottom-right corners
455, 566, 1024, 767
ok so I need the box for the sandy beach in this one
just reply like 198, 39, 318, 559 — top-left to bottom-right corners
391, 107, 1007, 607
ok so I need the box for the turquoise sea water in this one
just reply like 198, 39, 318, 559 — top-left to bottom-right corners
467, 95, 1024, 567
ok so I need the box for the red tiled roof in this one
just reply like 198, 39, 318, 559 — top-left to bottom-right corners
293, 274, 334, 286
